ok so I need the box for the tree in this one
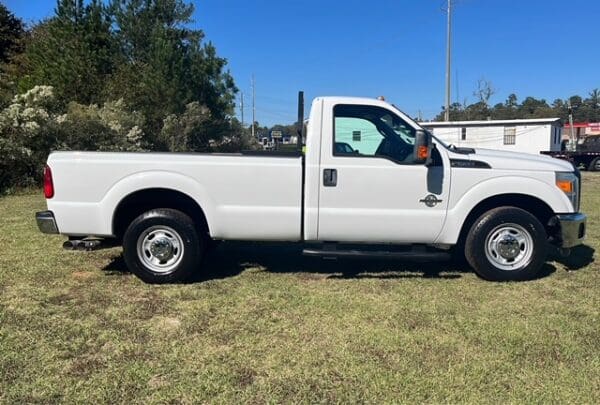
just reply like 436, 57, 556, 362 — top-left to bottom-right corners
433, 102, 464, 121
0, 3, 25, 106
18, 0, 116, 105
583, 89, 600, 122
505, 93, 518, 109
107, 0, 237, 148
0, 3, 24, 64
473, 78, 496, 107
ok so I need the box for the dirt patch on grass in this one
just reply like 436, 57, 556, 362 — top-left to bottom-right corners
235, 367, 257, 388
67, 355, 106, 377
152, 316, 182, 331
71, 271, 95, 280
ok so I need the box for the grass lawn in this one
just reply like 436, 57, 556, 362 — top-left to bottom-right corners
0, 174, 599, 403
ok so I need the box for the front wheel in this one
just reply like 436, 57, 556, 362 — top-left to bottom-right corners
123, 208, 203, 283
465, 207, 547, 281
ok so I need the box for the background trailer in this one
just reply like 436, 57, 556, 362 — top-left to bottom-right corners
420, 118, 562, 155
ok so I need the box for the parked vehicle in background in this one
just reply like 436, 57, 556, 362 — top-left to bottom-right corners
36, 94, 586, 283
542, 134, 600, 171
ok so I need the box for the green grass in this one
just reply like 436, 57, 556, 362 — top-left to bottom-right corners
1, 175, 599, 403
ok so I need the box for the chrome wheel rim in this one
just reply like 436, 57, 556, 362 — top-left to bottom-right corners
136, 225, 184, 273
484, 223, 533, 271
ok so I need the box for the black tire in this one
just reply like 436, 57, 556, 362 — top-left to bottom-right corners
589, 157, 600, 172
122, 208, 203, 283
465, 207, 547, 281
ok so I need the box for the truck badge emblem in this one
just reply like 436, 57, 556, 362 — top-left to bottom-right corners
420, 194, 443, 207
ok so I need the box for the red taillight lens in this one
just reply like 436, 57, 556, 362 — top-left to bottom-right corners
43, 165, 54, 199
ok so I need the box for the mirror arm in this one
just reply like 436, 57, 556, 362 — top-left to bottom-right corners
425, 143, 436, 167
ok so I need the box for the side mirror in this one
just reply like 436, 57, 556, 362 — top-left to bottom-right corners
413, 129, 431, 164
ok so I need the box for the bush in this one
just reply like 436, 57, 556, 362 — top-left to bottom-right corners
160, 102, 260, 153
57, 99, 145, 152
0, 86, 58, 192
0, 86, 144, 193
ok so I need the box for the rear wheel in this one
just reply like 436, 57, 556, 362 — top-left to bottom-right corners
123, 208, 203, 283
465, 207, 547, 281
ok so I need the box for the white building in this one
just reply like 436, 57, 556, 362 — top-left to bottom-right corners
420, 118, 563, 155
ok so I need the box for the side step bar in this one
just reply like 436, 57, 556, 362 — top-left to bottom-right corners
302, 246, 451, 262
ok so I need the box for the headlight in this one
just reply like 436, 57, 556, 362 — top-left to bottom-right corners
556, 172, 580, 211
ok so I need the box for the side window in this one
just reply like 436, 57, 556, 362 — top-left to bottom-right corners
333, 105, 417, 164
335, 117, 382, 155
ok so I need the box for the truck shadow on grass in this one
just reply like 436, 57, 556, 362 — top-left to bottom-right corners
103, 242, 594, 283
549, 244, 595, 270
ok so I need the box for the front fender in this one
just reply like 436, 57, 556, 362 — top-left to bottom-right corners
436, 175, 572, 244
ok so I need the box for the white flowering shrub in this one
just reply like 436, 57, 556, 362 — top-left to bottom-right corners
0, 86, 59, 191
0, 86, 145, 192
58, 100, 145, 152
159, 102, 259, 153
160, 102, 211, 152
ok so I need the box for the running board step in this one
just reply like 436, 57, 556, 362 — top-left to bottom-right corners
302, 247, 451, 262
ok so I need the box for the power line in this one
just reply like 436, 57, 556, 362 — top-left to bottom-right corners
445, 0, 452, 121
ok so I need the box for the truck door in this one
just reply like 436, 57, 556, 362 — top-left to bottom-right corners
317, 103, 449, 244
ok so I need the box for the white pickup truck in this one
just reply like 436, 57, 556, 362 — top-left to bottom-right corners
36, 95, 586, 283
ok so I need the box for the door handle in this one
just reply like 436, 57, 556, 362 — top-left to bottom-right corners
323, 168, 337, 187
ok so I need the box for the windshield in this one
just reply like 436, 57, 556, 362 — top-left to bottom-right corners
387, 103, 449, 150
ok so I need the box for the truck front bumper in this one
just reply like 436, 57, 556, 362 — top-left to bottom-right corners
36, 210, 59, 234
554, 213, 586, 248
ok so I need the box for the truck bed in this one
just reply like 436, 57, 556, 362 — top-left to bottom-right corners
47, 151, 303, 240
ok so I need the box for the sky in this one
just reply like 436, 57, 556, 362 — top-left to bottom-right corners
4, 0, 600, 126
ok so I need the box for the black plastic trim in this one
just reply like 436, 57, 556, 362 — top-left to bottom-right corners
450, 159, 491, 169
240, 150, 302, 157
451, 146, 476, 154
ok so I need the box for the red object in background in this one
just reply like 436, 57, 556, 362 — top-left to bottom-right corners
564, 122, 600, 130
43, 165, 54, 199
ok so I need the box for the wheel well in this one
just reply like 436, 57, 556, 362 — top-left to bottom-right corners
112, 188, 209, 239
457, 194, 555, 245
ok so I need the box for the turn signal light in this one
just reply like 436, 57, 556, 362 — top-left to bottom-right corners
43, 165, 54, 199
556, 179, 573, 193
417, 146, 429, 160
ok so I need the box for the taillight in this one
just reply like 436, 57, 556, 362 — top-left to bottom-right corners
43, 165, 54, 199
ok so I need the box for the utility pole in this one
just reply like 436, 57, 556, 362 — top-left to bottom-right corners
251, 75, 256, 139
455, 70, 459, 104
568, 100, 576, 151
240, 92, 244, 129
444, 0, 452, 121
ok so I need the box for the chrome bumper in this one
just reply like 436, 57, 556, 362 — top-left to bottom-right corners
36, 210, 59, 234
555, 213, 586, 248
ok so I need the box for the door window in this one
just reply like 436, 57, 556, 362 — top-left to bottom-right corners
333, 105, 417, 164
